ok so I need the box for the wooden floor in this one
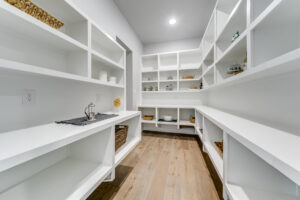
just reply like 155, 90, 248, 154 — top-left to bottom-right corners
88, 132, 220, 200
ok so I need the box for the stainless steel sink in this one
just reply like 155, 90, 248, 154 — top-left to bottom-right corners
56, 113, 118, 126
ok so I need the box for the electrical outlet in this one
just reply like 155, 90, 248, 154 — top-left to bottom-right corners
22, 89, 36, 105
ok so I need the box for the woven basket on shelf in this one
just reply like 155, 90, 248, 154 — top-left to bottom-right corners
5, 0, 64, 29
115, 125, 128, 151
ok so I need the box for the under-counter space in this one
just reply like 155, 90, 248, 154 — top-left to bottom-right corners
0, 111, 141, 200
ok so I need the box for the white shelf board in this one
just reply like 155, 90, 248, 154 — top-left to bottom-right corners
142, 80, 158, 83
0, 2, 88, 52
115, 137, 140, 166
196, 105, 300, 185
204, 141, 223, 180
139, 105, 196, 109
159, 79, 177, 83
92, 50, 124, 70
142, 69, 159, 73
159, 68, 178, 72
0, 157, 111, 200
202, 65, 214, 77
179, 78, 201, 82
216, 0, 244, 41
205, 48, 300, 93
179, 120, 195, 126
0, 59, 124, 89
215, 31, 247, 64
226, 183, 300, 200
142, 119, 156, 124
157, 121, 178, 126
179, 63, 201, 71
0, 111, 140, 172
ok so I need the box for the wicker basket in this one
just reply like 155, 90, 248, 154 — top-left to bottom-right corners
143, 115, 154, 120
115, 125, 128, 151
5, 0, 64, 29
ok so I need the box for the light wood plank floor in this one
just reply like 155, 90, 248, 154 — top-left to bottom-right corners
88, 132, 220, 200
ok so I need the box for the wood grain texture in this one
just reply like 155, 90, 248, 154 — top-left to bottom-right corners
88, 132, 220, 200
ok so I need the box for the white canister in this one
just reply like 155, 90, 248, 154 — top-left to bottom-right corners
99, 70, 108, 82
109, 76, 117, 84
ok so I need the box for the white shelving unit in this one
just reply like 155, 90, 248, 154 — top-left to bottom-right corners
0, 0, 140, 199
139, 105, 196, 135
141, 49, 203, 93
0, 111, 141, 200
0, 0, 125, 90
195, 105, 300, 200
139, 1, 300, 199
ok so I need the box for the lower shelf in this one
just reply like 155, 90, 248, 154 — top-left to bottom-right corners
0, 158, 111, 200
115, 137, 140, 166
226, 183, 300, 200
204, 141, 223, 180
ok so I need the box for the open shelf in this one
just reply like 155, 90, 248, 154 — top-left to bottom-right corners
252, 0, 300, 67
157, 108, 178, 125
179, 49, 202, 70
216, 35, 247, 83
203, 117, 223, 178
92, 24, 124, 67
203, 66, 214, 88
139, 107, 156, 124
159, 70, 177, 82
225, 135, 300, 200
216, 0, 240, 38
142, 82, 158, 92
196, 105, 300, 186
159, 81, 177, 92
0, 6, 89, 77
216, 0, 247, 61
92, 54, 124, 87
202, 14, 215, 56
142, 55, 158, 72
159, 52, 178, 71
115, 116, 141, 166
251, 0, 275, 22
202, 46, 214, 73
0, 128, 113, 200
179, 108, 195, 126
142, 71, 158, 82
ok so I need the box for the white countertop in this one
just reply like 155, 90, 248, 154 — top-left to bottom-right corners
0, 111, 140, 172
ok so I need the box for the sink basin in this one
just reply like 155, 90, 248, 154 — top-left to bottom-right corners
56, 113, 118, 126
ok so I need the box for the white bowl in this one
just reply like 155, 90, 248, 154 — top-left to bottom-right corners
163, 116, 172, 121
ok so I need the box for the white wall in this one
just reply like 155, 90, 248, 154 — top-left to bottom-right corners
143, 37, 201, 54
71, 0, 143, 110
0, 71, 117, 133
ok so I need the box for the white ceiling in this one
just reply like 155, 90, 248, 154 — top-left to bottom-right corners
114, 0, 216, 45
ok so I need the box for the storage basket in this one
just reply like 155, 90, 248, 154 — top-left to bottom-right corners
143, 115, 154, 120
5, 0, 64, 29
115, 125, 128, 151
189, 117, 195, 123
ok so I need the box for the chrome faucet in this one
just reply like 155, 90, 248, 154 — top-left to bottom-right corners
84, 102, 96, 121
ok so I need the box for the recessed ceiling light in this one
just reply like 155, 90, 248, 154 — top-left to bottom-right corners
169, 18, 177, 25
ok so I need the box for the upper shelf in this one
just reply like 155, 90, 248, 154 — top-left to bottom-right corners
92, 24, 125, 67
0, 1, 88, 52
195, 105, 300, 185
